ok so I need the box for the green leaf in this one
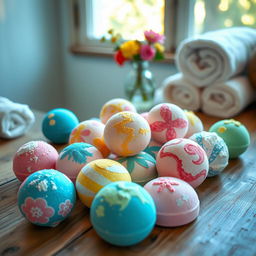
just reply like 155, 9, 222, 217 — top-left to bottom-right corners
135, 158, 149, 168
116, 158, 127, 163
127, 159, 135, 173
154, 50, 164, 61
142, 153, 156, 164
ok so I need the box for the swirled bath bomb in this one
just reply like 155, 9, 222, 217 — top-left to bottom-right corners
90, 181, 156, 246
144, 177, 199, 227
104, 111, 151, 157
42, 108, 79, 144
69, 120, 110, 157
156, 138, 208, 188
100, 98, 137, 124
148, 103, 188, 144
13, 141, 59, 182
76, 159, 131, 207
189, 131, 229, 177
209, 119, 250, 159
56, 143, 103, 182
143, 139, 162, 159
18, 169, 76, 227
184, 110, 204, 138
116, 152, 157, 185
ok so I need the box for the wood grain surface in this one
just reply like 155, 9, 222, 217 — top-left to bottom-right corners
0, 107, 256, 256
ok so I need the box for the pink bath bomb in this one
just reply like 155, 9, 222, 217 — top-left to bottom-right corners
100, 98, 137, 124
13, 141, 59, 182
144, 177, 200, 227
56, 142, 103, 182
156, 138, 208, 188
184, 111, 204, 138
148, 103, 188, 144
69, 120, 110, 158
104, 111, 151, 157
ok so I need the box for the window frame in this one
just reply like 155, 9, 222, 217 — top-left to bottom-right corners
69, 0, 194, 59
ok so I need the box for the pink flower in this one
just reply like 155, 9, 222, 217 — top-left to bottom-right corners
144, 30, 165, 44
58, 199, 73, 217
21, 197, 54, 224
150, 104, 188, 141
140, 45, 156, 61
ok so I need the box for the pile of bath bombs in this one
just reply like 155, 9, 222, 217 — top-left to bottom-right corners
13, 98, 250, 246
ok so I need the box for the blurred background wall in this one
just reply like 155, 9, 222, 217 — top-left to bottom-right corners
0, 0, 176, 120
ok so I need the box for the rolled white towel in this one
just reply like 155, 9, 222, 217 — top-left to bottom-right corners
176, 27, 256, 87
162, 73, 201, 111
201, 76, 255, 118
0, 97, 35, 139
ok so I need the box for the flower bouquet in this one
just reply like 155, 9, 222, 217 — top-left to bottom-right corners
102, 29, 165, 112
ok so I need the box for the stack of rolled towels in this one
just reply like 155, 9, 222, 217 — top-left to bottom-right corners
162, 27, 256, 118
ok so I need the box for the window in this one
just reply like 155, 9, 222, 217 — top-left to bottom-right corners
70, 0, 256, 57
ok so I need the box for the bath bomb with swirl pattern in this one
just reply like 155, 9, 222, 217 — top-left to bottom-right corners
100, 98, 137, 124
13, 141, 59, 182
76, 159, 131, 207
18, 169, 76, 227
42, 108, 79, 144
56, 143, 103, 182
209, 119, 250, 159
189, 131, 229, 177
144, 177, 199, 227
90, 181, 156, 246
104, 111, 151, 157
69, 120, 110, 158
156, 138, 209, 188
148, 103, 188, 144
116, 152, 157, 185
184, 110, 204, 138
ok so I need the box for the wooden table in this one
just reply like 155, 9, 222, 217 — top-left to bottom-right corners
1, 107, 256, 256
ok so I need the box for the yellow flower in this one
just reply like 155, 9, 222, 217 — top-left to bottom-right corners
154, 43, 165, 53
120, 41, 140, 59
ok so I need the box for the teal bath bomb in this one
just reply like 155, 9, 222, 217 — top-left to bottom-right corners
42, 108, 79, 144
90, 181, 156, 246
209, 119, 250, 159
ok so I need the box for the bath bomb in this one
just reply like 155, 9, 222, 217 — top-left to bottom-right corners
69, 120, 110, 157
42, 108, 79, 144
90, 181, 156, 246
104, 111, 151, 157
116, 152, 157, 185
76, 159, 131, 207
13, 141, 59, 182
56, 143, 103, 182
143, 139, 162, 159
144, 177, 199, 227
140, 112, 149, 122
156, 138, 208, 188
189, 131, 229, 177
100, 98, 137, 124
184, 110, 204, 138
209, 119, 250, 159
148, 103, 188, 144
18, 169, 76, 227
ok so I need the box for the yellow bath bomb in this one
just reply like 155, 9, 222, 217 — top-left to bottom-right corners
76, 159, 131, 207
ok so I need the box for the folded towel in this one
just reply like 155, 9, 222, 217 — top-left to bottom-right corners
201, 76, 255, 118
0, 97, 35, 139
162, 73, 201, 111
176, 27, 256, 87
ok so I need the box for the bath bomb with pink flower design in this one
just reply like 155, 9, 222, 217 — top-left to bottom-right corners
69, 120, 110, 157
18, 169, 76, 227
100, 98, 137, 124
148, 103, 188, 144
104, 111, 151, 157
156, 138, 209, 188
13, 141, 59, 182
56, 142, 103, 182
144, 177, 200, 227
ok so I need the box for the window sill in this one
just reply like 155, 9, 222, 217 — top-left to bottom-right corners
69, 44, 175, 64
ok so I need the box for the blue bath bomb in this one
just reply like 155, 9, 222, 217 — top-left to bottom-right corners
18, 169, 76, 227
42, 108, 79, 144
90, 181, 156, 246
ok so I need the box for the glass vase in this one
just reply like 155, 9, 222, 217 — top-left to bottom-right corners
124, 61, 155, 113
